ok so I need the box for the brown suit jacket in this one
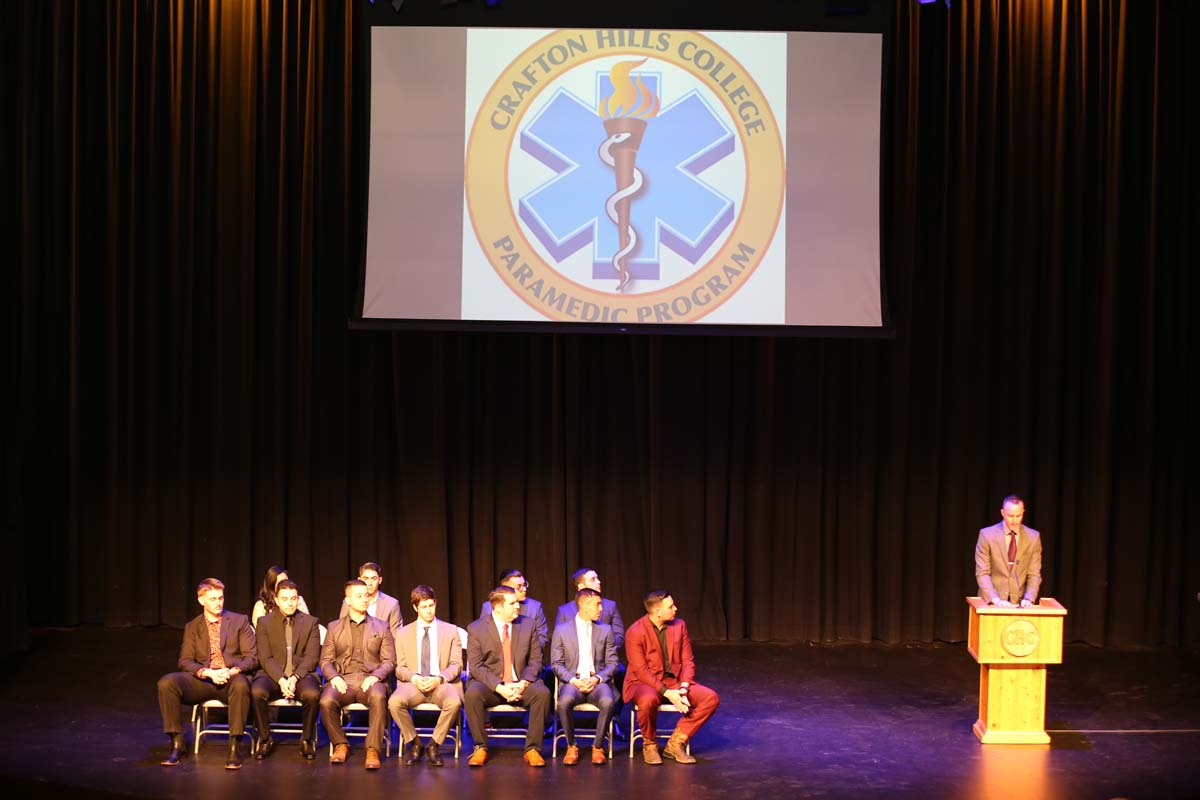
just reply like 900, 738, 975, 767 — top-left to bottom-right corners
320, 613, 395, 681
178, 611, 258, 675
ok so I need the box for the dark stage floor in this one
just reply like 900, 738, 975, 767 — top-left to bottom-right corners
1, 627, 1197, 799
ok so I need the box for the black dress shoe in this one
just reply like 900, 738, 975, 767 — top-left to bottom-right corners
300, 739, 317, 760
425, 741, 444, 767
161, 733, 185, 766
403, 739, 422, 766
255, 737, 275, 760
225, 739, 243, 770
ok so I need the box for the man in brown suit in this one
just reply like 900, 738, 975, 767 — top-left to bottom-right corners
156, 577, 257, 769
320, 579, 396, 769
975, 494, 1043, 608
388, 585, 464, 767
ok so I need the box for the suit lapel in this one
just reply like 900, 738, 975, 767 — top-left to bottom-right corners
219, 613, 230, 653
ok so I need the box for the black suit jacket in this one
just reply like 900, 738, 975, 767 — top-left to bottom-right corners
178, 611, 258, 675
255, 609, 320, 683
466, 615, 542, 692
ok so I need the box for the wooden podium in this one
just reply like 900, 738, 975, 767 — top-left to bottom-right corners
966, 597, 1067, 744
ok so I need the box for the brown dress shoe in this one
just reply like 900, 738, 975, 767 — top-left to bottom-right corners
330, 743, 349, 764
663, 730, 696, 764
562, 744, 580, 765
365, 747, 381, 770
523, 748, 547, 767
468, 746, 489, 767
642, 741, 663, 765
592, 746, 608, 765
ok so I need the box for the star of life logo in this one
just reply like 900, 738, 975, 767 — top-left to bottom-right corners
464, 30, 785, 324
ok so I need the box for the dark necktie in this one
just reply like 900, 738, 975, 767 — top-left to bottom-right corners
1007, 530, 1018, 566
421, 625, 432, 676
502, 623, 513, 683
284, 616, 295, 678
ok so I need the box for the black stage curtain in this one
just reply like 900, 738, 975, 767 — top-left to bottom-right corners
7, 1, 1198, 658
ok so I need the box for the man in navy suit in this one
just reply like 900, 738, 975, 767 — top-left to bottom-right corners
479, 567, 548, 651
465, 585, 552, 767
551, 588, 619, 765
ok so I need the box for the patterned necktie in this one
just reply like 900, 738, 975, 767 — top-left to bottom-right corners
1007, 530, 1018, 566
502, 623, 513, 683
207, 619, 226, 671
421, 625, 432, 676
284, 616, 295, 678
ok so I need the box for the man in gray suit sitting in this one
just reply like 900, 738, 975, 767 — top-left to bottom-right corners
321, 579, 396, 769
975, 494, 1043, 608
388, 584, 464, 767
551, 587, 619, 765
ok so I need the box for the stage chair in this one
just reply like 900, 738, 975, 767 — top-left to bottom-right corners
628, 703, 690, 759
191, 700, 254, 753
551, 676, 614, 758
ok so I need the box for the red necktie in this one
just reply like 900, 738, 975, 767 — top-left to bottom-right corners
502, 623, 513, 683
1007, 531, 1018, 565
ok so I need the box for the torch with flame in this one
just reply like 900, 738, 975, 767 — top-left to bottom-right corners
598, 60, 660, 292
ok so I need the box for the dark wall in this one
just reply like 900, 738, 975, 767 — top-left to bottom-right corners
7, 1, 1198, 658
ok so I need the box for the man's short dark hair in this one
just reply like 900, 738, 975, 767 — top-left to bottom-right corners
575, 587, 601, 607
344, 579, 367, 594
643, 589, 671, 612
197, 578, 224, 595
358, 562, 383, 576
489, 585, 517, 607
497, 568, 523, 584
275, 579, 299, 595
1002, 494, 1025, 508
571, 567, 595, 588
411, 584, 437, 606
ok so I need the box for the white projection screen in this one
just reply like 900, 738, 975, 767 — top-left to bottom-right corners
360, 27, 884, 333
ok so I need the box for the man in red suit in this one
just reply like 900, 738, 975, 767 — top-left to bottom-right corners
623, 589, 719, 764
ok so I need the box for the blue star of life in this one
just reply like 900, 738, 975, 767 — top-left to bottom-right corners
518, 76, 736, 282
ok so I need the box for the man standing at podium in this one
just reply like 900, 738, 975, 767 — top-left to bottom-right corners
975, 495, 1042, 608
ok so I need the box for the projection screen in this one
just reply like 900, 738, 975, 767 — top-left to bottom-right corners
360, 27, 884, 332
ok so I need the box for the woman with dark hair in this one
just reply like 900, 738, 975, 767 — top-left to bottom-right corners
251, 564, 311, 626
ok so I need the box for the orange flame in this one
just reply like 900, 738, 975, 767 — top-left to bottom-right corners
598, 59, 660, 120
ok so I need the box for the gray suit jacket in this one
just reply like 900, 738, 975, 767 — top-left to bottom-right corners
479, 597, 548, 651
555, 598, 625, 649
975, 521, 1043, 604
341, 590, 403, 643
395, 618, 463, 684
321, 613, 396, 681
550, 617, 618, 685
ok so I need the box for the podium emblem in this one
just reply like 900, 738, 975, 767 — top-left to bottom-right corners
1000, 619, 1040, 657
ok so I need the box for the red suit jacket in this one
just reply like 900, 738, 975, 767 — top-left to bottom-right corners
622, 614, 696, 702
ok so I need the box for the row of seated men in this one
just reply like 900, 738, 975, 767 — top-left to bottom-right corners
156, 563, 720, 770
